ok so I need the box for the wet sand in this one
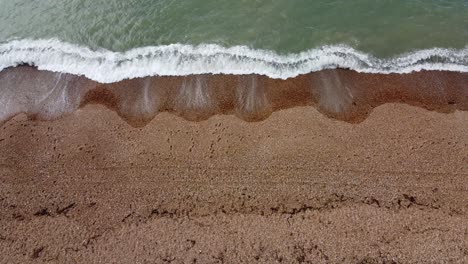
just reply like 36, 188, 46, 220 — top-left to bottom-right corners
1, 101, 467, 263
1, 66, 467, 126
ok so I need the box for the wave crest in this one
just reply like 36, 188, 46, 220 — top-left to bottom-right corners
1, 39, 467, 83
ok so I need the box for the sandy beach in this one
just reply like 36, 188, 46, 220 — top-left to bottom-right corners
2, 1, 468, 263
1, 101, 467, 263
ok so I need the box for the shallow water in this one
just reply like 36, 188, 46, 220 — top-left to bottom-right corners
0, 0, 467, 82
1, 0, 467, 55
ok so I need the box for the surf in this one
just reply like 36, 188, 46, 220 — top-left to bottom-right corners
0, 38, 467, 84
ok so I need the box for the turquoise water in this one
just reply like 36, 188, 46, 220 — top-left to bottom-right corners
0, 0, 467, 82
1, 0, 467, 55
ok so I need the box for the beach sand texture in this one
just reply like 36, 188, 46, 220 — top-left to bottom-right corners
1, 82, 467, 262
1, 1, 468, 262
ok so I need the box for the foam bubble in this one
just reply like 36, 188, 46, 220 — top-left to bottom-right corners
0, 38, 467, 83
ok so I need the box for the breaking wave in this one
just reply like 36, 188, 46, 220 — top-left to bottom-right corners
0, 38, 467, 83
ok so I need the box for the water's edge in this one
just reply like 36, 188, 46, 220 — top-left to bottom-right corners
0, 66, 466, 126
1, 39, 467, 83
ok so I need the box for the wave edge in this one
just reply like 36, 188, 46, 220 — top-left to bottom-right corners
1, 38, 467, 83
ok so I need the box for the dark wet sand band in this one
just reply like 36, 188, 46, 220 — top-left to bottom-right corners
1, 66, 466, 126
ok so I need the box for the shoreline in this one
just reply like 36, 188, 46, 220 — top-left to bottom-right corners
0, 66, 467, 126
2, 39, 467, 83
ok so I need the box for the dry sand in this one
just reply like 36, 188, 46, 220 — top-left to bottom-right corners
1, 102, 467, 263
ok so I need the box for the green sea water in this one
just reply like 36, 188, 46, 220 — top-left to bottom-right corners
1, 0, 467, 56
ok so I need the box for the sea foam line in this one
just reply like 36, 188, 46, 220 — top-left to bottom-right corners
0, 38, 467, 83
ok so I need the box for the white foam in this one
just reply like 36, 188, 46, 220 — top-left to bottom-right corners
0, 38, 467, 83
